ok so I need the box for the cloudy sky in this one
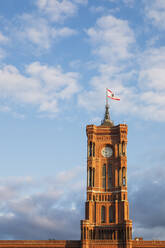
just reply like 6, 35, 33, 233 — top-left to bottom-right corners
0, 0, 165, 241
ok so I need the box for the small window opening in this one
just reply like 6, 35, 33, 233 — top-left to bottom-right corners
101, 206, 106, 223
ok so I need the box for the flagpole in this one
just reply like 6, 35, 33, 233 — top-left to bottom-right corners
106, 88, 108, 106
102, 88, 111, 125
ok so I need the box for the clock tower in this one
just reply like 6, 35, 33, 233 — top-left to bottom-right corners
81, 104, 132, 248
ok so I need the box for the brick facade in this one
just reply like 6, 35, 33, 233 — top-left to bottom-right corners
81, 123, 132, 248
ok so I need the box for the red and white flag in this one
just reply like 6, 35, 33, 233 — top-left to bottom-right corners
107, 88, 120, 101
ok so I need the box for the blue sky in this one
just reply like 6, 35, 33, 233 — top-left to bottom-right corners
0, 0, 165, 241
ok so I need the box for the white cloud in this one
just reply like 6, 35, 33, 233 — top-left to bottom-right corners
0, 48, 6, 60
0, 168, 83, 240
79, 15, 165, 122
0, 32, 8, 43
26, 62, 79, 99
78, 70, 138, 116
79, 55, 165, 121
0, 105, 10, 113
0, 32, 8, 60
145, 0, 165, 29
86, 15, 135, 63
73, 0, 88, 4
52, 27, 77, 38
140, 68, 165, 90
36, 0, 87, 23
129, 163, 165, 240
123, 0, 134, 6
69, 59, 81, 69
139, 47, 165, 92
79, 15, 137, 115
107, 0, 135, 5
137, 47, 165, 121
17, 14, 76, 49
0, 62, 80, 115
89, 6, 105, 14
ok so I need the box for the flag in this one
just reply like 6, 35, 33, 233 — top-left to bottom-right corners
107, 88, 120, 101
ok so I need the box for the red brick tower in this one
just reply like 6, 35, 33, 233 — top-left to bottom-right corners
81, 104, 132, 248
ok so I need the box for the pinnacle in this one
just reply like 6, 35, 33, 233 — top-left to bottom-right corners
101, 103, 114, 126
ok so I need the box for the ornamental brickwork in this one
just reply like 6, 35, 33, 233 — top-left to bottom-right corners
81, 121, 132, 248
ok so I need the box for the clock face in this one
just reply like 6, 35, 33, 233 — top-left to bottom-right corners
101, 146, 113, 158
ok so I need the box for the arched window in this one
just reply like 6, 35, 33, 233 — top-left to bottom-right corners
102, 230, 104, 239
93, 168, 95, 187
93, 143, 95, 157
101, 206, 106, 223
88, 167, 92, 187
89, 141, 92, 157
110, 230, 112, 240
99, 230, 101, 239
122, 167, 126, 186
118, 144, 122, 157
127, 227, 129, 240
102, 164, 106, 190
109, 206, 113, 223
108, 164, 112, 189
93, 229, 95, 240
89, 230, 92, 240
84, 227, 86, 240
123, 177, 126, 186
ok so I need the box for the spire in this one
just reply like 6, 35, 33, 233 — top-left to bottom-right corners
101, 89, 114, 126
105, 103, 110, 120
101, 103, 114, 126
